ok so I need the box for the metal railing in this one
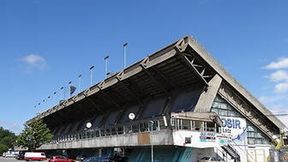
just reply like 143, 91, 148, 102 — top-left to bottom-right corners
51, 117, 166, 144
51, 116, 221, 144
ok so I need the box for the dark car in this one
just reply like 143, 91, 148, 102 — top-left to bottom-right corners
76, 155, 86, 161
16, 151, 26, 160
48, 156, 74, 162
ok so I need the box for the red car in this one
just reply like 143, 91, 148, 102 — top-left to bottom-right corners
49, 156, 74, 162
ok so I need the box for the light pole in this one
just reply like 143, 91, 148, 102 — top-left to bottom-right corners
60, 87, 64, 100
89, 66, 95, 86
123, 43, 128, 69
68, 81, 72, 97
78, 74, 82, 93
149, 120, 154, 162
104, 56, 109, 78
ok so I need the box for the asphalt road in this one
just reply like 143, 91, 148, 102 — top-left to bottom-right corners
0, 157, 48, 162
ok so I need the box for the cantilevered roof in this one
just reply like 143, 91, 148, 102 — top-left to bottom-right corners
29, 36, 285, 136
179, 36, 285, 130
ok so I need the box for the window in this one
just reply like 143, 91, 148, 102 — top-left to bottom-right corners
248, 138, 255, 145
211, 95, 270, 145
182, 119, 191, 130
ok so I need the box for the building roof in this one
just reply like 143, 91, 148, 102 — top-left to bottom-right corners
28, 36, 285, 137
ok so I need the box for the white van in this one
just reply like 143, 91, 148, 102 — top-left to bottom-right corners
24, 152, 46, 161
3, 151, 18, 158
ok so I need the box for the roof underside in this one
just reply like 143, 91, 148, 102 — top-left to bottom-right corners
30, 36, 285, 137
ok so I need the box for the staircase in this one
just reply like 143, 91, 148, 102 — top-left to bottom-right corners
221, 144, 241, 162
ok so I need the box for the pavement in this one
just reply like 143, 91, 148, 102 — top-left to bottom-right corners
0, 157, 48, 162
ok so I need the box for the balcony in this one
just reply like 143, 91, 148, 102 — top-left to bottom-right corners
39, 112, 224, 150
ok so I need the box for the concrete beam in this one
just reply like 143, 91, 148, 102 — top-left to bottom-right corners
194, 74, 222, 112
183, 36, 285, 130
38, 129, 173, 150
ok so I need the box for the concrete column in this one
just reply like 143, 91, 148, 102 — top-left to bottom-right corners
194, 74, 222, 112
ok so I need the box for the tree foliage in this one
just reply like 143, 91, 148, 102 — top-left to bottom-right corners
0, 127, 16, 154
16, 119, 52, 151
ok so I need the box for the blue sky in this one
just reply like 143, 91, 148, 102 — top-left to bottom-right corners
1, 0, 288, 133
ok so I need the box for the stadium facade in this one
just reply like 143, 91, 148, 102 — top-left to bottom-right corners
29, 36, 286, 162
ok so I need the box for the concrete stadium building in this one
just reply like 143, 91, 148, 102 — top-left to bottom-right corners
29, 36, 286, 162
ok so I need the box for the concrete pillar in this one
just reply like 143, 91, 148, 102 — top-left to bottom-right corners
194, 74, 222, 112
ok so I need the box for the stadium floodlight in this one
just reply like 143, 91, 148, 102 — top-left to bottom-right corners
78, 74, 82, 92
86, 122, 92, 129
128, 113, 135, 120
89, 65, 95, 86
123, 43, 128, 69
104, 56, 109, 78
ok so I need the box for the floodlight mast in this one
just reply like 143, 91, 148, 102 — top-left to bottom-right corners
89, 66, 95, 86
104, 56, 109, 78
123, 43, 128, 69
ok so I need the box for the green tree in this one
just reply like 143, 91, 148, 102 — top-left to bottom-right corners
16, 119, 52, 151
0, 127, 16, 154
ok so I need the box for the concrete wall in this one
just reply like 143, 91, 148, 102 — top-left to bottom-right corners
39, 129, 173, 150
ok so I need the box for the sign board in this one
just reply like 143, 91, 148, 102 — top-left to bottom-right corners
221, 117, 247, 145
200, 132, 216, 142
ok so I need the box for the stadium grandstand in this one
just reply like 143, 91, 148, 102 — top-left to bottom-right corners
28, 36, 286, 162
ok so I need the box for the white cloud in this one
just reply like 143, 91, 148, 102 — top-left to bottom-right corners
270, 108, 288, 127
0, 120, 23, 134
259, 95, 288, 127
20, 54, 47, 72
262, 57, 288, 126
268, 70, 288, 82
265, 57, 288, 69
274, 82, 288, 93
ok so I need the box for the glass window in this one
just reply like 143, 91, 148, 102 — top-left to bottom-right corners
255, 133, 263, 138
211, 95, 271, 145
214, 96, 222, 102
220, 103, 228, 109
227, 110, 236, 117
212, 102, 220, 108
211, 108, 219, 114
256, 139, 263, 144
247, 132, 255, 138
247, 126, 254, 131
219, 109, 228, 116
248, 138, 255, 145
182, 119, 190, 130
227, 105, 233, 110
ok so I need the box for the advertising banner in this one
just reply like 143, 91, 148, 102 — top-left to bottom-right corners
221, 117, 247, 145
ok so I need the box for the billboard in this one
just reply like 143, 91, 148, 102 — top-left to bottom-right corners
221, 117, 247, 145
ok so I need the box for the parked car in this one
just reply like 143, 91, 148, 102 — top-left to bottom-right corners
16, 151, 26, 160
49, 156, 74, 162
24, 152, 46, 161
198, 157, 224, 162
3, 151, 18, 158
76, 155, 86, 161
